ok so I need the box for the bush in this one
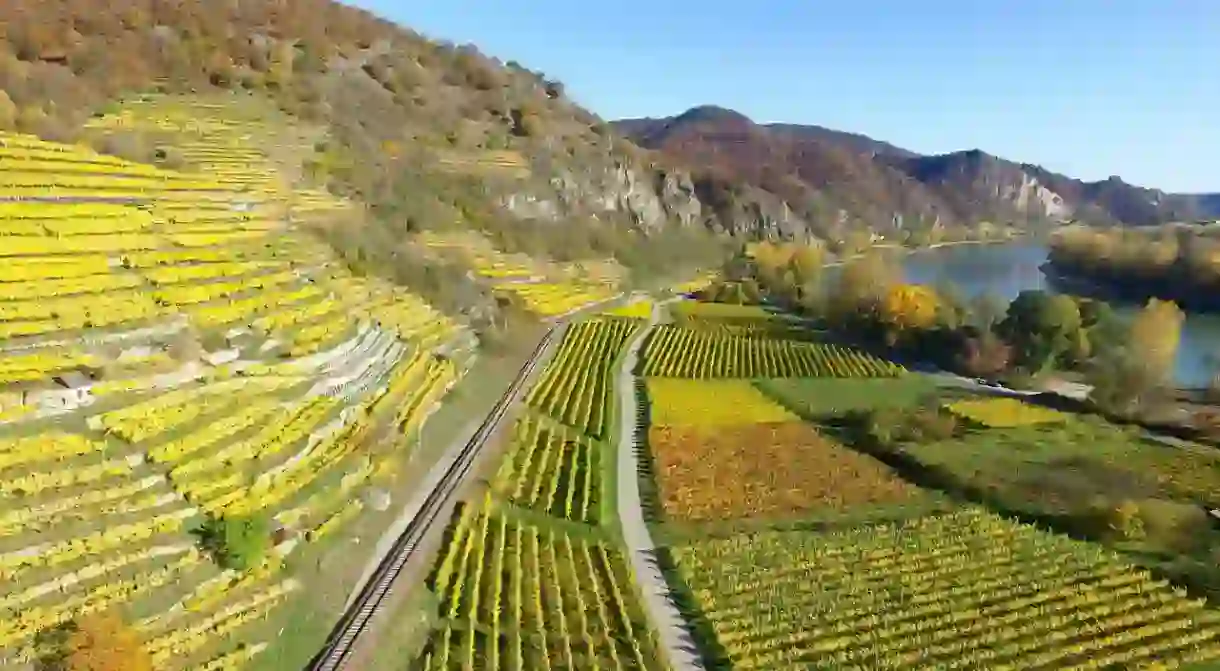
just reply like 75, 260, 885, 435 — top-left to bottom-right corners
859, 405, 959, 449
196, 514, 271, 571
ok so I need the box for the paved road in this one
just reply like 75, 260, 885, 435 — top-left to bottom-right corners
929, 371, 1092, 401
615, 303, 707, 671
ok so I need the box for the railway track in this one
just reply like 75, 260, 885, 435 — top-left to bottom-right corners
308, 325, 560, 671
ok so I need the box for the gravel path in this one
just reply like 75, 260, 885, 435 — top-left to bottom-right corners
616, 303, 707, 671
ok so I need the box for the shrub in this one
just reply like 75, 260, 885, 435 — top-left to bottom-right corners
1107, 500, 1145, 540
859, 405, 959, 449
196, 513, 271, 571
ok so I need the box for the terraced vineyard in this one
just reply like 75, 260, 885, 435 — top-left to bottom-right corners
673, 508, 1220, 670
640, 324, 904, 378
416, 496, 666, 671
0, 97, 471, 669
527, 317, 640, 439
494, 416, 605, 525
418, 230, 625, 317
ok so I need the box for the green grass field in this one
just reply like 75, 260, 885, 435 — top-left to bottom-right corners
756, 376, 939, 417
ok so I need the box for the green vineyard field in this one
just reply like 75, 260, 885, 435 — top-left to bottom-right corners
416, 497, 667, 671
672, 508, 1220, 670
494, 416, 603, 525
639, 325, 904, 378
527, 317, 639, 438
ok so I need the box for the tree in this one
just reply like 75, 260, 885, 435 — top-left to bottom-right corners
1088, 349, 1157, 416
831, 251, 898, 322
879, 284, 941, 333
997, 290, 1083, 372
196, 513, 270, 571
788, 243, 824, 286
932, 279, 967, 329
740, 278, 763, 304
966, 291, 1006, 331
1129, 297, 1183, 387
752, 242, 793, 294
955, 330, 1012, 379
52, 613, 154, 671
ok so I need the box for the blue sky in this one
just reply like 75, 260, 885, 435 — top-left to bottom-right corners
352, 1, 1219, 192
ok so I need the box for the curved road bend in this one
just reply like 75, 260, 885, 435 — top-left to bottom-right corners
616, 303, 707, 670
310, 323, 565, 671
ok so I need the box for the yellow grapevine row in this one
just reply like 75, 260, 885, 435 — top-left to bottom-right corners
0, 432, 104, 473
0, 475, 162, 539
146, 400, 284, 465
0, 274, 141, 301
151, 270, 299, 306
0, 543, 191, 615
142, 260, 282, 285
306, 499, 364, 542
0, 507, 196, 575
0, 480, 172, 537
0, 455, 137, 497
191, 643, 269, 671
144, 579, 299, 666
0, 551, 202, 651
187, 285, 322, 329
168, 397, 337, 479
0, 255, 111, 282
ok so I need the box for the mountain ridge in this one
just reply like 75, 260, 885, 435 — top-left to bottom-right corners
613, 106, 1220, 232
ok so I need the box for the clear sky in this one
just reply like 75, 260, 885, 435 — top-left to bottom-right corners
351, 0, 1219, 192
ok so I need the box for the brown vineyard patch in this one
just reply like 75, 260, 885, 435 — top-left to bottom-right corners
649, 422, 918, 522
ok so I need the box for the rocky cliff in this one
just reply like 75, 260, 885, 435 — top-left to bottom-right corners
616, 107, 1220, 234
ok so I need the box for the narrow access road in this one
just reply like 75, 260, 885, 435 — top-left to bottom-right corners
615, 303, 707, 671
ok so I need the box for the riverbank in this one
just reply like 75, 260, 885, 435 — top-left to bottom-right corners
1043, 261, 1220, 314
822, 235, 1027, 268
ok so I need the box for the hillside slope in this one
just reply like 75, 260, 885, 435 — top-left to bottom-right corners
0, 0, 751, 275
0, 95, 492, 669
615, 107, 1220, 235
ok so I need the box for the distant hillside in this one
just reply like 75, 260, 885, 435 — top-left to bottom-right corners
0, 0, 734, 293
614, 107, 1220, 235
3, 0, 1216, 265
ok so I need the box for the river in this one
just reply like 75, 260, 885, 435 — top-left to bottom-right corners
898, 242, 1220, 388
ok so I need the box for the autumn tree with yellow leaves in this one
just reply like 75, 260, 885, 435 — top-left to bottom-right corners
1089, 297, 1184, 414
831, 251, 900, 322
880, 284, 942, 333
41, 613, 153, 671
1129, 297, 1184, 387
750, 240, 824, 305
